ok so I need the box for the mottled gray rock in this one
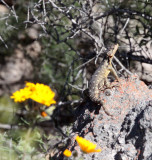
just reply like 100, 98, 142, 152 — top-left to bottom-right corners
50, 75, 152, 160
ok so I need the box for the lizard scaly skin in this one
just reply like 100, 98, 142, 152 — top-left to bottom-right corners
89, 44, 119, 116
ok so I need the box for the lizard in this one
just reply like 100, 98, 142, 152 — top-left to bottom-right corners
88, 44, 119, 116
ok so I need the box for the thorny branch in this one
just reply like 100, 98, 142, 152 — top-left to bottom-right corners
1, 0, 152, 102
25, 0, 152, 100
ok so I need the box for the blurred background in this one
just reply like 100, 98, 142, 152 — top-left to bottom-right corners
0, 0, 152, 159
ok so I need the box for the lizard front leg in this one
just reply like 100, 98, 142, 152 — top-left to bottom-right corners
109, 66, 119, 82
98, 78, 106, 91
98, 77, 112, 91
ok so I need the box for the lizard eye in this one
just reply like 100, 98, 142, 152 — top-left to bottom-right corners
107, 52, 113, 57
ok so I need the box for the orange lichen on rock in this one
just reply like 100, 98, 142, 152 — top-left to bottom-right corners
98, 75, 152, 119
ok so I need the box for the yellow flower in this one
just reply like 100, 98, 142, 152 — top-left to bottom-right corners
75, 136, 101, 153
63, 149, 72, 157
10, 82, 56, 106
30, 83, 56, 106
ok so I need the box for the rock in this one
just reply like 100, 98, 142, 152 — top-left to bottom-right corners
25, 41, 41, 59
0, 5, 9, 14
129, 40, 152, 83
0, 46, 34, 95
49, 75, 152, 160
26, 27, 39, 40
0, 51, 33, 85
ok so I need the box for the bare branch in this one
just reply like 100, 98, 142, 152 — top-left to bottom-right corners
0, 35, 8, 48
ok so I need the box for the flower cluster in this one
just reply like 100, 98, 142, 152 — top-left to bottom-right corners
11, 82, 56, 106
63, 135, 101, 157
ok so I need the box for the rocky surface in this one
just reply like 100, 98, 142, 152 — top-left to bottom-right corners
49, 75, 152, 160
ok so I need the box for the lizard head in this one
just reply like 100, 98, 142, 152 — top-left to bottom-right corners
106, 44, 119, 64
107, 44, 119, 59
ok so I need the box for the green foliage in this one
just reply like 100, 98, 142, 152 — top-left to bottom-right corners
40, 38, 81, 92
0, 95, 48, 160
0, 96, 18, 124
0, 128, 46, 160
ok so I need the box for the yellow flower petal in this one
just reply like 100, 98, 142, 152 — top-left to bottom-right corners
29, 83, 56, 106
76, 136, 101, 153
10, 87, 32, 102
63, 149, 72, 157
